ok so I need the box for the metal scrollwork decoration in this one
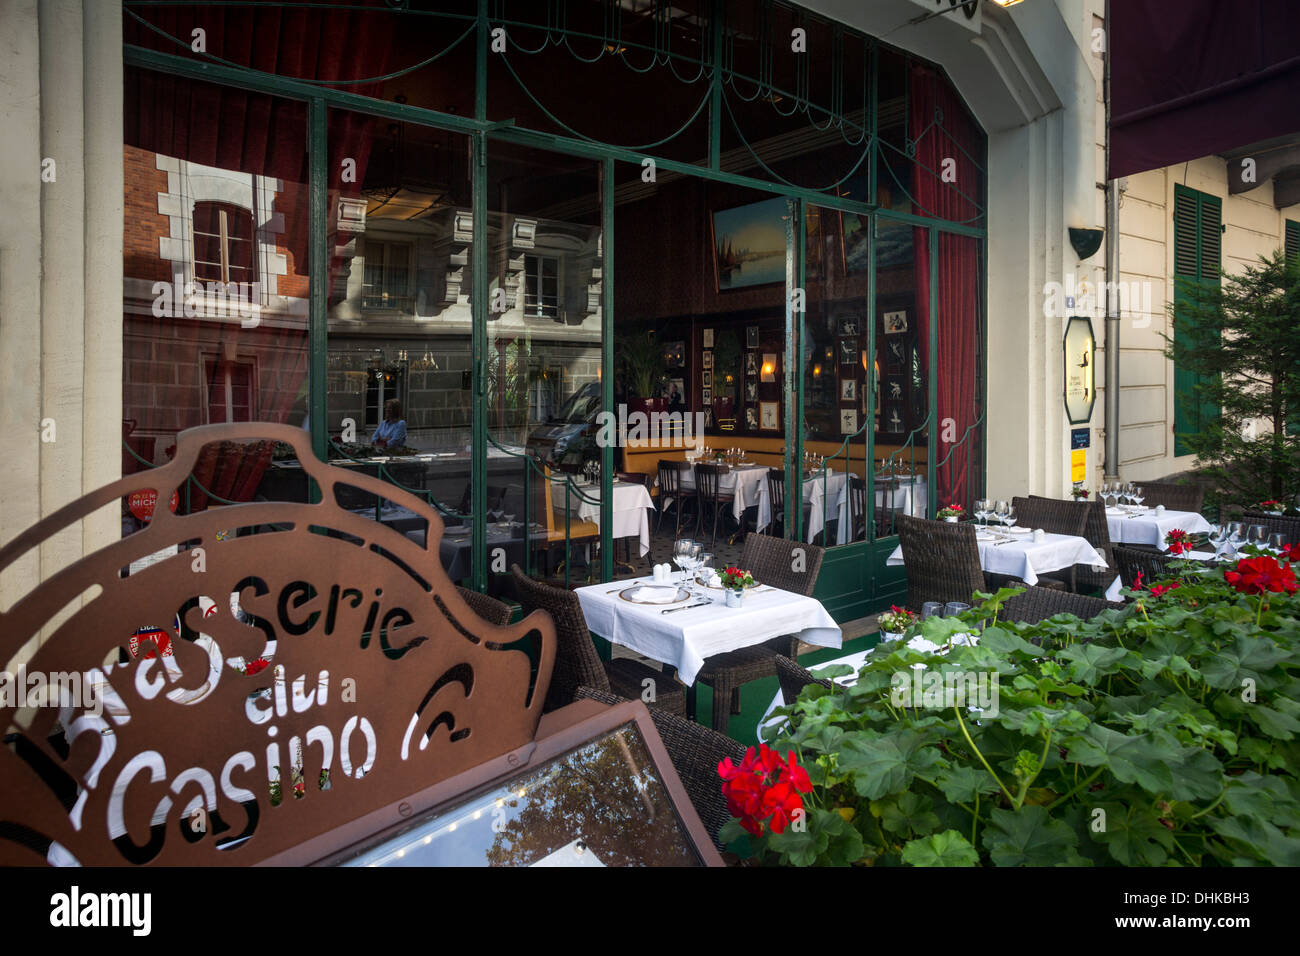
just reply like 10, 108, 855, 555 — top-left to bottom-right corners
0, 423, 555, 866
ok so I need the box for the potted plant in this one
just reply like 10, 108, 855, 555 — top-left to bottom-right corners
876, 605, 914, 642
1259, 499, 1284, 515
937, 503, 964, 522
618, 325, 667, 416
719, 565, 755, 607
711, 328, 742, 422
1071, 486, 1089, 500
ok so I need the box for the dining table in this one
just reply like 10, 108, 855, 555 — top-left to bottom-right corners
1105, 505, 1212, 550
754, 471, 852, 544
574, 576, 842, 715
887, 526, 1110, 588
674, 461, 770, 528
555, 479, 656, 556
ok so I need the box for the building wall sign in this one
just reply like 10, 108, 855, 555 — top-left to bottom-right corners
1063, 316, 1096, 425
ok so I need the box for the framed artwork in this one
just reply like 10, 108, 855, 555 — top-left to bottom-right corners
702, 370, 713, 388
745, 353, 758, 376
840, 408, 858, 435
666, 378, 685, 407
759, 401, 780, 431
663, 341, 685, 367
746, 325, 760, 348
744, 381, 757, 402
701, 387, 712, 405
711, 197, 788, 291
744, 406, 759, 430
840, 378, 856, 401
838, 316, 860, 337
839, 338, 857, 364
884, 310, 908, 334
702, 351, 713, 370
886, 377, 903, 400
704, 408, 713, 428
761, 353, 777, 383
886, 338, 905, 368
886, 407, 904, 433
702, 328, 714, 348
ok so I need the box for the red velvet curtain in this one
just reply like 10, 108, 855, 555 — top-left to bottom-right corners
122, 6, 393, 486
910, 63, 981, 512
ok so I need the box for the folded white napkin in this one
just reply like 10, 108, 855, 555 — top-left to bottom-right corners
630, 585, 679, 604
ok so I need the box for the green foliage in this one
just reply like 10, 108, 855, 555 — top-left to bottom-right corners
617, 323, 665, 398
745, 573, 1300, 867
1165, 249, 1300, 509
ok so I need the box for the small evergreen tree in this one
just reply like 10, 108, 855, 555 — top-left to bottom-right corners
1164, 249, 1300, 512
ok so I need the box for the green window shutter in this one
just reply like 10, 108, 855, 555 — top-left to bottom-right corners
1286, 219, 1300, 271
1172, 184, 1221, 457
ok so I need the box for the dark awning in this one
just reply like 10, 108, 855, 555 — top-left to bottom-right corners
1109, 0, 1300, 181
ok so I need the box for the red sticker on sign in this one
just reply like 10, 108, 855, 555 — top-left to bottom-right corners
127, 489, 179, 522
129, 626, 174, 659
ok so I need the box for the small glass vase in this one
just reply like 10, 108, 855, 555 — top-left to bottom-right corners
881, 631, 903, 643
725, 588, 744, 608
943, 515, 958, 523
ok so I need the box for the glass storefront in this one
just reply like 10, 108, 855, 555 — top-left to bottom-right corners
120, 0, 986, 618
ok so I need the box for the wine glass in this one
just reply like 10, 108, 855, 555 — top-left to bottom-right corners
672, 538, 696, 588
1130, 487, 1144, 509
974, 498, 990, 529
688, 541, 703, 588
1247, 525, 1267, 548
994, 500, 1010, 527
1268, 533, 1286, 552
697, 551, 715, 587
1208, 523, 1227, 554
1003, 506, 1017, 531
1226, 522, 1243, 552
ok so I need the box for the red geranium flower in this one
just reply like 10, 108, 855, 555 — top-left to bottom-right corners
718, 743, 811, 838
244, 657, 270, 676
1149, 582, 1180, 597
761, 780, 804, 834
1225, 555, 1298, 596
1132, 570, 1144, 590
1283, 543, 1300, 564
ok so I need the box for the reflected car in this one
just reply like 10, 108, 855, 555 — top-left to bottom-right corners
525, 382, 603, 467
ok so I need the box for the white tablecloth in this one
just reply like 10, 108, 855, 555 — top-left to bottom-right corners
887, 530, 1108, 587
676, 463, 769, 526
1105, 507, 1211, 550
876, 475, 928, 519
560, 482, 655, 556
575, 577, 842, 685
755, 473, 851, 543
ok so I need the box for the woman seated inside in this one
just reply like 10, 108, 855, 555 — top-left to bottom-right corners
371, 399, 407, 449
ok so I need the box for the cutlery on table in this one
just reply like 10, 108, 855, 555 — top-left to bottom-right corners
662, 600, 712, 614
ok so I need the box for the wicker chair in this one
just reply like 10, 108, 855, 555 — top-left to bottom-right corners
1241, 510, 1300, 544
573, 685, 746, 851
509, 565, 686, 716
895, 515, 1038, 611
1000, 586, 1125, 626
774, 654, 831, 708
1138, 482, 1205, 515
694, 535, 826, 735
1112, 545, 1181, 589
1013, 496, 1091, 592
454, 586, 514, 626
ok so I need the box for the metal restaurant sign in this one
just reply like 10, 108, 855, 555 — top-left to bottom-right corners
1063, 316, 1097, 425
0, 423, 557, 866
906, 0, 983, 33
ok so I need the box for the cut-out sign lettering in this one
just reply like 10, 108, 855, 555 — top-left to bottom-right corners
0, 422, 556, 866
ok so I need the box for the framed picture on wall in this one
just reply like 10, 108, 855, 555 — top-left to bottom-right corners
711, 197, 788, 291
761, 353, 777, 383
702, 351, 713, 370
702, 328, 714, 348
840, 408, 858, 435
666, 378, 685, 407
759, 401, 780, 431
745, 381, 757, 402
745, 353, 758, 376
702, 370, 713, 388
746, 326, 760, 348
664, 341, 685, 367
745, 406, 759, 430
840, 378, 856, 401
701, 387, 712, 405
838, 316, 860, 336
884, 310, 908, 334
839, 339, 857, 364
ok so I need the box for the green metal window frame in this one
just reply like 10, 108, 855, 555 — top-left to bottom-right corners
121, 0, 987, 607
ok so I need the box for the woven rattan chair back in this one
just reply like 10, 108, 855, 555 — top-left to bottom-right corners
1139, 482, 1205, 514
896, 515, 985, 610
510, 564, 609, 709
1241, 510, 1300, 543
1000, 586, 1124, 626
739, 533, 825, 596
1012, 496, 1088, 537
775, 654, 832, 706
455, 586, 514, 626
1112, 545, 1179, 589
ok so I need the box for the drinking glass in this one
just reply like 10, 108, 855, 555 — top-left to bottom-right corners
921, 602, 944, 620
1131, 487, 1144, 509
1248, 525, 1267, 548
697, 551, 714, 585
974, 498, 991, 529
1226, 522, 1243, 550
944, 602, 971, 618
672, 538, 696, 587
1003, 506, 1017, 531
994, 500, 1009, 526
1268, 533, 1286, 552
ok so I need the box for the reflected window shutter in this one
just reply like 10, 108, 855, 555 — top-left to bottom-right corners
1286, 220, 1300, 270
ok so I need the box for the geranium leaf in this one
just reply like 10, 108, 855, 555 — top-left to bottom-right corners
982, 806, 1089, 867
837, 730, 943, 800
902, 829, 981, 867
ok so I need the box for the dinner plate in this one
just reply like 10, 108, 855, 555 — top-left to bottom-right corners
1006, 526, 1033, 535
619, 585, 690, 605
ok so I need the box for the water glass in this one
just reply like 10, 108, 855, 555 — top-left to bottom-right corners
1226, 522, 1243, 549
921, 601, 944, 620
1003, 506, 1017, 530
1248, 525, 1267, 547
944, 602, 971, 617
994, 500, 1009, 525
1267, 533, 1286, 552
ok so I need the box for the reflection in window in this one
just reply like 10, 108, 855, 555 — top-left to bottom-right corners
192, 201, 257, 286
524, 254, 561, 319
339, 724, 702, 867
361, 240, 413, 311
